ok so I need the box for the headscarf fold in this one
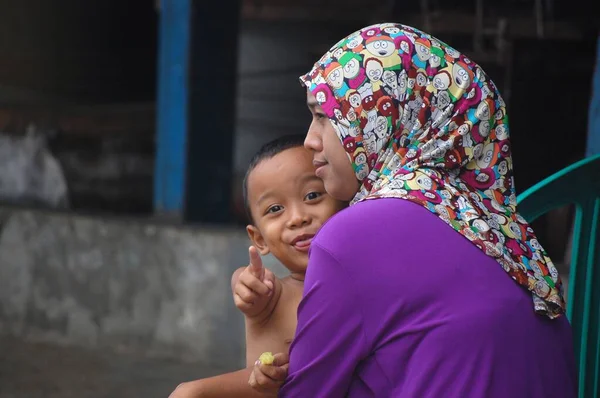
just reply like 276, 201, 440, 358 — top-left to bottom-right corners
300, 23, 565, 318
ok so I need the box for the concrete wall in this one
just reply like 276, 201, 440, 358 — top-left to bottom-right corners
0, 206, 288, 368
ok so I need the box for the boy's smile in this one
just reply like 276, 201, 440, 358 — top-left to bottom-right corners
290, 233, 315, 252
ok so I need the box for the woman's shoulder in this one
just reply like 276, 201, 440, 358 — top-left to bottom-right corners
314, 198, 431, 251
322, 197, 424, 229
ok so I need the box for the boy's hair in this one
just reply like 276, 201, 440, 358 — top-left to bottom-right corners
243, 134, 307, 223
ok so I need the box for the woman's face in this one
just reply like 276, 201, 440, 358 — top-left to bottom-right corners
304, 90, 359, 201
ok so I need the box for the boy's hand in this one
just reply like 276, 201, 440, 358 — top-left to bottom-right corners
233, 246, 275, 318
248, 352, 289, 396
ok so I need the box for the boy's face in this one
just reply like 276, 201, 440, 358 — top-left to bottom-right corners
246, 146, 345, 276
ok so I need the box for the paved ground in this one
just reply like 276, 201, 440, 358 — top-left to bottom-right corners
0, 337, 228, 398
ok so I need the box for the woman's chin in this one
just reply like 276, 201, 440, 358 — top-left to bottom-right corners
324, 179, 356, 202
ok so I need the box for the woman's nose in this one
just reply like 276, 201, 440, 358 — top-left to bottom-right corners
304, 125, 322, 153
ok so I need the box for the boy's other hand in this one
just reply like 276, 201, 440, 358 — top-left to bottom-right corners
248, 352, 289, 396
233, 246, 275, 318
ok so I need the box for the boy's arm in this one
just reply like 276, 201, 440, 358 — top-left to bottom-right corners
230, 249, 286, 367
244, 276, 284, 367
169, 368, 269, 398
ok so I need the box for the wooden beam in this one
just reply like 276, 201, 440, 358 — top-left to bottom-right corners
242, 6, 584, 41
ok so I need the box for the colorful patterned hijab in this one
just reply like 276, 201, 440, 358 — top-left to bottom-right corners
300, 23, 565, 318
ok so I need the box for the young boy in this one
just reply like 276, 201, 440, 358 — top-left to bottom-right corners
169, 134, 346, 398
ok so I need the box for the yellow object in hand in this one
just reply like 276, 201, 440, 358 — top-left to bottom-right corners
259, 352, 275, 365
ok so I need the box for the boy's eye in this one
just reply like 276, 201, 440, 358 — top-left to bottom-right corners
266, 205, 283, 214
315, 112, 326, 120
305, 192, 322, 201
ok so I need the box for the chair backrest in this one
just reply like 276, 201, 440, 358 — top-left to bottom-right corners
517, 154, 600, 398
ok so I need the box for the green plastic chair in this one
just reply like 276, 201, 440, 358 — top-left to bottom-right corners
517, 154, 600, 398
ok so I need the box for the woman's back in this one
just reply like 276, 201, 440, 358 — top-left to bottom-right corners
282, 198, 576, 397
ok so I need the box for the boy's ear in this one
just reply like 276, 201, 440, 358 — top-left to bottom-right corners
246, 224, 270, 256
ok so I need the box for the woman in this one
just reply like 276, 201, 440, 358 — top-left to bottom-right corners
251, 23, 576, 397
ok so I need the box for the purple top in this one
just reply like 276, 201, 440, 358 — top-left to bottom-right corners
280, 198, 576, 397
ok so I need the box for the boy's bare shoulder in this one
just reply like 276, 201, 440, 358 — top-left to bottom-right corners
279, 275, 304, 298
271, 276, 303, 327
265, 276, 303, 321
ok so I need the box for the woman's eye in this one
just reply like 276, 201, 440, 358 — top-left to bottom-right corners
305, 192, 322, 201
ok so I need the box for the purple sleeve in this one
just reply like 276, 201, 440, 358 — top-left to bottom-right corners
279, 242, 368, 397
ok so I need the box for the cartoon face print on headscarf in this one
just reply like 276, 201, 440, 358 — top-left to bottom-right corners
346, 33, 363, 49
382, 70, 397, 89
413, 37, 431, 68
324, 62, 350, 97
365, 57, 384, 90
448, 61, 474, 100
433, 70, 451, 91
363, 35, 402, 70
428, 45, 445, 70
339, 52, 366, 89
365, 35, 394, 57
377, 96, 398, 120
299, 23, 565, 319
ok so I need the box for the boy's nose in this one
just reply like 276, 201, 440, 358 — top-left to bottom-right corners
287, 209, 310, 228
